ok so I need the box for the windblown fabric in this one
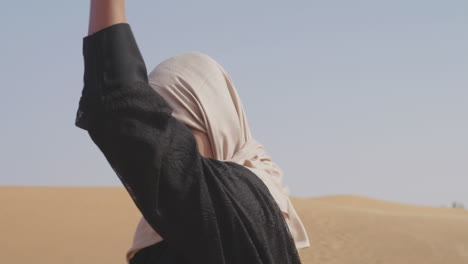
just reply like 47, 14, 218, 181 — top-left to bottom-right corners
75, 22, 304, 264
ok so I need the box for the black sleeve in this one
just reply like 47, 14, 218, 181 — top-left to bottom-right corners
75, 23, 301, 264
75, 22, 209, 236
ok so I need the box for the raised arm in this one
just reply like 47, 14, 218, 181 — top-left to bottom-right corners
76, 3, 301, 263
76, 21, 217, 260
88, 0, 126, 35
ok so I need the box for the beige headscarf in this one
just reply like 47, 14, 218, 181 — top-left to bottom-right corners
126, 52, 309, 262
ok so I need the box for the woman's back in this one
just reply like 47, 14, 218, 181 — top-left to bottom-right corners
76, 21, 303, 263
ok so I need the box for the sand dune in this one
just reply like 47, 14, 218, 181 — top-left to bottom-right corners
1, 186, 467, 264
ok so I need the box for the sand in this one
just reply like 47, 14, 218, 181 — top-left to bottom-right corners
1, 186, 467, 264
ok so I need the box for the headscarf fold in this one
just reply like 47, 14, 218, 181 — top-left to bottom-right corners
126, 52, 309, 262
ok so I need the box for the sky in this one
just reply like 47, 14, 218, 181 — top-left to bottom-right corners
0, 0, 467, 207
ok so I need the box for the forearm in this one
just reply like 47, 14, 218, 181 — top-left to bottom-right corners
88, 0, 126, 35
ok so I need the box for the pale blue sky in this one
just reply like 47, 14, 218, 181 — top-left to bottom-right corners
1, 0, 467, 207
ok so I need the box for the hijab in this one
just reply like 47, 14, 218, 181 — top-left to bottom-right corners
126, 51, 309, 262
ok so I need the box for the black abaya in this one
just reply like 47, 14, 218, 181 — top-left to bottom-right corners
75, 22, 302, 264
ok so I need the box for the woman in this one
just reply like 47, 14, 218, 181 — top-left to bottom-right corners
77, 1, 309, 263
